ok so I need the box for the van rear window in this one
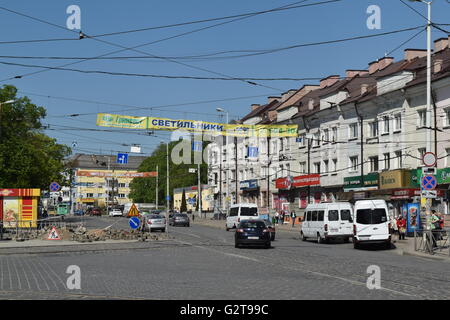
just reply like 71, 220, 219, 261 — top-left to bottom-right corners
328, 210, 339, 221
340, 210, 352, 221
229, 207, 239, 217
356, 209, 387, 224
240, 207, 258, 216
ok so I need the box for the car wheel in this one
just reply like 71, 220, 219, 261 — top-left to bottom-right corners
317, 233, 324, 244
265, 242, 271, 249
384, 242, 391, 250
271, 235, 275, 241
161, 228, 166, 233
301, 232, 307, 241
235, 243, 240, 248
353, 241, 360, 249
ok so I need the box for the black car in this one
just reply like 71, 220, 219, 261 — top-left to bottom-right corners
169, 213, 190, 227
235, 219, 271, 249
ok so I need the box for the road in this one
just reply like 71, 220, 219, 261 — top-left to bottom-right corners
0, 216, 449, 300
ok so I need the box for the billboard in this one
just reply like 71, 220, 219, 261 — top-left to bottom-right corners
97, 113, 298, 137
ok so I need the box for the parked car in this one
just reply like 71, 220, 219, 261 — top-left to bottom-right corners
226, 203, 259, 231
353, 200, 391, 249
235, 219, 271, 249
169, 213, 190, 227
300, 202, 353, 243
263, 219, 276, 241
109, 208, 123, 217
90, 207, 102, 216
74, 209, 84, 216
143, 214, 166, 232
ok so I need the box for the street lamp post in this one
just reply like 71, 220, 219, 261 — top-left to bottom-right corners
0, 99, 15, 241
216, 108, 229, 211
409, 0, 433, 223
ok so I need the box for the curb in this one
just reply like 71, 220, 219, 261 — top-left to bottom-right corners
394, 246, 450, 262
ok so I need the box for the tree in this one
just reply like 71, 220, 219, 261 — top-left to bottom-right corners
0, 85, 71, 189
129, 140, 208, 207
180, 189, 187, 213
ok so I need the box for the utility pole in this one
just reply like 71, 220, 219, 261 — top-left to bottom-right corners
235, 136, 238, 205
198, 163, 202, 218
307, 137, 311, 204
266, 134, 271, 211
219, 162, 223, 212
156, 165, 159, 210
355, 103, 364, 191
166, 142, 170, 235
106, 156, 110, 216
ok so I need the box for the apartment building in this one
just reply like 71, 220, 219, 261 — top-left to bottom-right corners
208, 36, 450, 215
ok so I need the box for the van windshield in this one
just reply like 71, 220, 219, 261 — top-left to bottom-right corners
240, 207, 258, 216
356, 209, 387, 224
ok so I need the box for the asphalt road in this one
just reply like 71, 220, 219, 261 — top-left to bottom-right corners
1, 216, 449, 300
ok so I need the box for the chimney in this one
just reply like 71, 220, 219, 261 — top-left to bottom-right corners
434, 58, 444, 74
308, 98, 315, 110
345, 69, 369, 78
281, 89, 297, 102
404, 49, 427, 61
434, 38, 448, 53
267, 96, 280, 104
361, 83, 370, 95
251, 104, 260, 111
378, 57, 394, 70
368, 60, 379, 74
268, 110, 278, 121
319, 75, 340, 88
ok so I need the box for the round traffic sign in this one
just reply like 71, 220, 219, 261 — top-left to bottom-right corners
129, 217, 140, 230
421, 175, 437, 190
50, 182, 61, 192
422, 152, 436, 167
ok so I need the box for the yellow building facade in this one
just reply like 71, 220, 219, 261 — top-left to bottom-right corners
173, 185, 213, 212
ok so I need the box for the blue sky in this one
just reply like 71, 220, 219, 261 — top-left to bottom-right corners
0, 0, 449, 156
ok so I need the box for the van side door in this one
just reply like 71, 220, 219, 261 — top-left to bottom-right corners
340, 207, 353, 236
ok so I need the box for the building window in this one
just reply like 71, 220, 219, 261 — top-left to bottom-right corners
369, 121, 378, 138
383, 153, 390, 170
395, 151, 403, 168
418, 110, 426, 128
332, 159, 338, 173
349, 156, 359, 172
323, 160, 329, 173
314, 162, 321, 174
382, 116, 390, 134
418, 148, 426, 166
349, 123, 358, 139
313, 132, 320, 147
299, 162, 306, 174
332, 127, 338, 142
394, 113, 402, 132
86, 193, 94, 198
323, 129, 329, 144
445, 108, 450, 127
298, 134, 306, 148
285, 137, 290, 150
446, 149, 450, 167
369, 156, 379, 172
118, 194, 126, 198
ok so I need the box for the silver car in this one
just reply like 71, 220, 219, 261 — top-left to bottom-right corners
143, 214, 166, 232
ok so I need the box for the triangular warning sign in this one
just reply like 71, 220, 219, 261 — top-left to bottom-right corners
47, 227, 61, 240
127, 204, 140, 217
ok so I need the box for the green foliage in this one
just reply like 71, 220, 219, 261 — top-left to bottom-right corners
0, 85, 71, 189
129, 140, 208, 207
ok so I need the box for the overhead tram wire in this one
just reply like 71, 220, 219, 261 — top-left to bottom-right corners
0, 1, 341, 91
0, 25, 428, 85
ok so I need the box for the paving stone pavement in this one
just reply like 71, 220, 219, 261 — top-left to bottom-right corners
1, 217, 450, 300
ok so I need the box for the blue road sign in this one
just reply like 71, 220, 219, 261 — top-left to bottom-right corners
50, 182, 61, 192
421, 175, 437, 190
117, 153, 129, 164
166, 195, 171, 201
129, 217, 140, 230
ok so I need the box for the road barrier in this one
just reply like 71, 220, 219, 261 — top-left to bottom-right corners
414, 228, 450, 256
0, 216, 85, 241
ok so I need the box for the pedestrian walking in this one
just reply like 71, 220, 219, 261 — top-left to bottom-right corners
291, 211, 297, 227
396, 215, 406, 240
430, 210, 440, 248
275, 211, 280, 225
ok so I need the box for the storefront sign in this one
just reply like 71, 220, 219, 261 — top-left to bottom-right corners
276, 176, 293, 190
240, 179, 258, 190
379, 169, 412, 189
0, 189, 40, 228
292, 174, 320, 187
343, 173, 379, 191
77, 171, 157, 178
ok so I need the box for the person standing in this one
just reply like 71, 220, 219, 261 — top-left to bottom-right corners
430, 210, 440, 248
396, 215, 406, 240
291, 211, 297, 227
275, 211, 280, 225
